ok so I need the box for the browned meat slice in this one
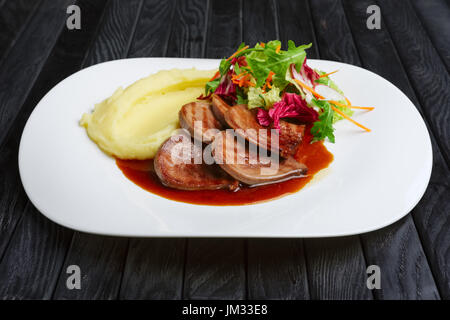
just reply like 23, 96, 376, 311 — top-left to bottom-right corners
154, 131, 238, 191
211, 131, 307, 186
278, 120, 305, 157
223, 104, 305, 158
223, 104, 272, 150
211, 94, 231, 126
179, 102, 223, 144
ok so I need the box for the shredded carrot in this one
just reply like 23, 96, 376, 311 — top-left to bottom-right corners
209, 70, 220, 81
294, 79, 325, 99
226, 45, 249, 61
275, 45, 281, 53
262, 71, 275, 93
328, 100, 374, 111
260, 42, 265, 48
345, 96, 352, 106
293, 79, 371, 131
320, 70, 339, 78
331, 106, 371, 132
231, 71, 255, 87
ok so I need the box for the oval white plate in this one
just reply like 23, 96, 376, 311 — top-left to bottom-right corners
19, 58, 432, 237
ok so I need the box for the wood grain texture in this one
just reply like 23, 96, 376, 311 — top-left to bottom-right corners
411, 181, 450, 299
128, 0, 176, 58
183, 239, 246, 299
244, 0, 309, 301
410, 0, 450, 72
305, 237, 372, 299
0, 0, 40, 61
0, 0, 75, 147
0, 0, 108, 300
120, 239, 185, 299
0, 206, 73, 299
242, 0, 278, 46
204, 0, 242, 58
166, 0, 208, 58
247, 239, 309, 300
341, 0, 441, 299
376, 0, 450, 165
52, 234, 128, 300
82, 0, 144, 67
277, 0, 319, 58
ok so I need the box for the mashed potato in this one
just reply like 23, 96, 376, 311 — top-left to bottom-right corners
80, 68, 215, 159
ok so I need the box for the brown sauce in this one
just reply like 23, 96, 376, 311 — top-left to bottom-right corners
116, 127, 333, 206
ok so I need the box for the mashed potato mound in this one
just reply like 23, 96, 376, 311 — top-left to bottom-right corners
80, 68, 215, 159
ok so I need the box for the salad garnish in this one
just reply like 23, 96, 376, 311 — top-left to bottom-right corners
199, 40, 374, 142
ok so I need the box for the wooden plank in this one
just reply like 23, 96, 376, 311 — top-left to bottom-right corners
120, 238, 186, 299
377, 0, 450, 165
0, 0, 40, 61
410, 0, 450, 72
243, 0, 309, 301
0, 206, 73, 299
0, 0, 75, 147
128, 0, 176, 58
305, 237, 371, 299
166, 0, 208, 58
82, 0, 144, 66
247, 239, 309, 299
341, 0, 441, 299
242, 0, 277, 45
182, 0, 247, 301
277, 0, 318, 58
52, 233, 128, 300
411, 176, 450, 299
184, 239, 246, 299
0, 0, 108, 299
204, 0, 242, 58
116, 0, 191, 300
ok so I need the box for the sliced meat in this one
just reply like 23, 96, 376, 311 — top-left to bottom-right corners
154, 131, 238, 191
223, 104, 272, 150
278, 120, 306, 158
211, 94, 231, 126
179, 102, 223, 144
211, 131, 307, 186
223, 103, 305, 158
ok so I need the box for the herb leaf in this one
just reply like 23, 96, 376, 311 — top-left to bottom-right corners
205, 78, 220, 95
246, 41, 312, 89
311, 99, 335, 143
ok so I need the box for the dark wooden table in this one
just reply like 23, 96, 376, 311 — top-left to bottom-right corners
0, 0, 449, 300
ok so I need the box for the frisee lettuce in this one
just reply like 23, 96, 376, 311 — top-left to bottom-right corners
247, 86, 282, 110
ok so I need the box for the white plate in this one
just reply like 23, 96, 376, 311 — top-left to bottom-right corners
18, 58, 432, 237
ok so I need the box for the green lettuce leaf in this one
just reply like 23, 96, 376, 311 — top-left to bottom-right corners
205, 78, 220, 95
246, 41, 312, 89
247, 86, 282, 109
311, 99, 335, 143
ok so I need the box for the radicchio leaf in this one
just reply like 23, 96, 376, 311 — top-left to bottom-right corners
256, 93, 319, 129
215, 70, 237, 104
